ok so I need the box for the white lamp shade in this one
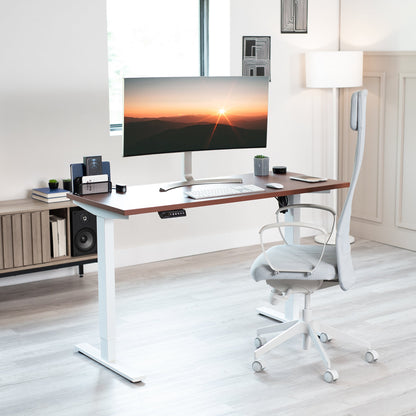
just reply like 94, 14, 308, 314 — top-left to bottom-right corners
305, 51, 363, 88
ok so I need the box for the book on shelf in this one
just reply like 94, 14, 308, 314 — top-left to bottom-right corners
49, 215, 67, 257
32, 194, 69, 203
32, 187, 69, 198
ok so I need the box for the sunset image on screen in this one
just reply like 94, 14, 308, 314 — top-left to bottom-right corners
123, 77, 268, 156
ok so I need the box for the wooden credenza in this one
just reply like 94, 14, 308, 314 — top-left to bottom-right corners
0, 198, 97, 277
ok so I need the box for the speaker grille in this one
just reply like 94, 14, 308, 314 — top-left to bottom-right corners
74, 228, 96, 253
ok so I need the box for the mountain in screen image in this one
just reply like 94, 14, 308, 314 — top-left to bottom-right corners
123, 114, 267, 156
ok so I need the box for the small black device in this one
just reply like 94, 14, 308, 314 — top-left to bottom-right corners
158, 209, 186, 219
116, 184, 127, 193
71, 208, 97, 256
273, 166, 287, 174
83, 156, 103, 176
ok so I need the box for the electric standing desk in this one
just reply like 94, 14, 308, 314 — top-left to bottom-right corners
68, 172, 349, 382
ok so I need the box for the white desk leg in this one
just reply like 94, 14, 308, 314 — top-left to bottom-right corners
256, 194, 302, 322
75, 215, 143, 383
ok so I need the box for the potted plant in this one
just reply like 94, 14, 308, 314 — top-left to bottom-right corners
254, 155, 270, 176
48, 179, 59, 190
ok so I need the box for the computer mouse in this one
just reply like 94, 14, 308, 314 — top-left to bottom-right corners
266, 182, 284, 189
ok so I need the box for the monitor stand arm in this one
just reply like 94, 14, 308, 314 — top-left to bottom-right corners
159, 152, 243, 192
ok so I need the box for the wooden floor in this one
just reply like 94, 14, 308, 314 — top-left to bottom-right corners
1, 239, 416, 416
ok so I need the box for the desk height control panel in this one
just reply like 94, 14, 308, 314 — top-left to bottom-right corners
158, 209, 187, 219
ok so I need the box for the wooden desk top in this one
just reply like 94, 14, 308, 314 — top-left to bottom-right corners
68, 172, 349, 217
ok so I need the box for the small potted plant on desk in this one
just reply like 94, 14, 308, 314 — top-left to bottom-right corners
254, 155, 270, 176
48, 179, 59, 190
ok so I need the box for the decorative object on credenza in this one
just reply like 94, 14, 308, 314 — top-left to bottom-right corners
242, 36, 271, 81
32, 187, 69, 203
48, 179, 59, 190
281, 0, 308, 33
62, 178, 72, 192
254, 155, 270, 176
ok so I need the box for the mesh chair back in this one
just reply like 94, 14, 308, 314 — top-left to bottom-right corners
336, 90, 368, 290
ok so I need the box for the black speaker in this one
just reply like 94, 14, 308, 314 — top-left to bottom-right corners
71, 208, 97, 257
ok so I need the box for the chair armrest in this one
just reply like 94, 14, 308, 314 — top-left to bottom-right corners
260, 221, 328, 236
275, 203, 336, 245
276, 203, 336, 216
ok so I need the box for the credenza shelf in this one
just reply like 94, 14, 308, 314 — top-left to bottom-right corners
0, 198, 97, 278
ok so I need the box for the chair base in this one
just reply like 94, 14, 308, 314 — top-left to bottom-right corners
252, 294, 378, 382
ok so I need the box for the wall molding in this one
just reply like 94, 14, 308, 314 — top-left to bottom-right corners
396, 72, 416, 231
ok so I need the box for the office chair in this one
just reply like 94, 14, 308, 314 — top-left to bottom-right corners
250, 90, 378, 383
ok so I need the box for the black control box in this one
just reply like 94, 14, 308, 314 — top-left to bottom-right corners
158, 209, 186, 219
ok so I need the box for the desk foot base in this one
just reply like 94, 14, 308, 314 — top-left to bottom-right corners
75, 343, 144, 383
256, 306, 287, 323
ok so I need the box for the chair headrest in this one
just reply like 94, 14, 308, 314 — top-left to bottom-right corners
350, 90, 368, 131
350, 91, 358, 131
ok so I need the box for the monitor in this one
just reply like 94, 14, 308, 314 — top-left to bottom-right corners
123, 76, 269, 190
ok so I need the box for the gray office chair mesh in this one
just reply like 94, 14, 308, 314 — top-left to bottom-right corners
250, 90, 378, 383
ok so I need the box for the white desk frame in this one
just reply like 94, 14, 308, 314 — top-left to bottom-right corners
73, 194, 302, 382
73, 203, 144, 383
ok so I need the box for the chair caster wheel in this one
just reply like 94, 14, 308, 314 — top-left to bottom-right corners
365, 349, 379, 363
254, 336, 265, 348
323, 369, 339, 383
319, 332, 331, 343
252, 361, 264, 373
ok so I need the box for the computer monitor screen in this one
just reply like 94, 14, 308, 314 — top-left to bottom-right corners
123, 76, 268, 157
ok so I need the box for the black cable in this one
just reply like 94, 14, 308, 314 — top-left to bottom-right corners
276, 196, 288, 214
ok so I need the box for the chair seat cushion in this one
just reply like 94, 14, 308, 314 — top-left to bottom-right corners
251, 244, 338, 282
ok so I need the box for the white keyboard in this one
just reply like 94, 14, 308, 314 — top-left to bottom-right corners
185, 184, 265, 200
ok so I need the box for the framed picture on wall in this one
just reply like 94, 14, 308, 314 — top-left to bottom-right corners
281, 0, 308, 33
242, 36, 271, 81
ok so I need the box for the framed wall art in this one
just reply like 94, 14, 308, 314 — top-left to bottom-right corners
281, 0, 308, 33
242, 36, 271, 81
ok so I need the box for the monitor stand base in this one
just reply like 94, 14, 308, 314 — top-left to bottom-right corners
159, 151, 243, 192
159, 176, 243, 192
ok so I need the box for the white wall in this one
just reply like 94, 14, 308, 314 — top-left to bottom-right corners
230, 0, 339, 176
0, 0, 340, 275
340, 0, 416, 50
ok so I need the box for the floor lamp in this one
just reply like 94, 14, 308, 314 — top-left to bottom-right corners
305, 51, 363, 244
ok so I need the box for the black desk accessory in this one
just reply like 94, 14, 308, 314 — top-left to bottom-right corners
83, 156, 103, 176
273, 166, 287, 174
158, 209, 187, 219
116, 184, 127, 194
70, 161, 112, 196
